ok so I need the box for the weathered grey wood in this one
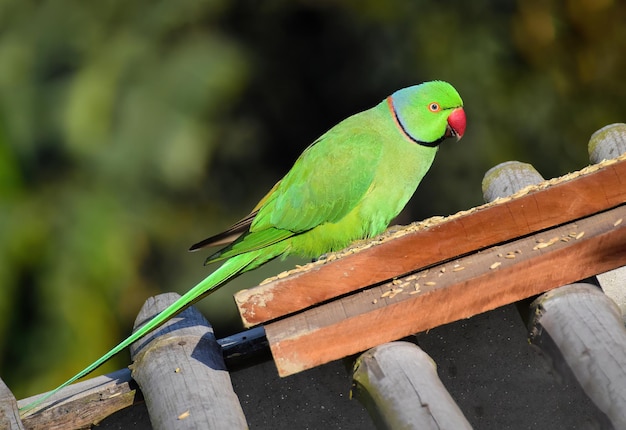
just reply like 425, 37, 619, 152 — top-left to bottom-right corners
482, 160, 544, 202
1, 378, 25, 430
589, 123, 626, 321
588, 123, 626, 164
529, 283, 626, 428
352, 342, 472, 430
481, 160, 547, 325
17, 368, 139, 430
481, 129, 626, 428
596, 268, 626, 324
130, 293, 247, 430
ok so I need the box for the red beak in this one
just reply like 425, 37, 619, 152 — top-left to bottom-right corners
446, 107, 466, 141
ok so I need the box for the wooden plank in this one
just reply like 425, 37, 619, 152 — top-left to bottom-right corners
17, 369, 138, 430
528, 283, 626, 428
265, 203, 626, 376
352, 342, 472, 430
129, 293, 248, 430
235, 155, 626, 327
0, 378, 25, 430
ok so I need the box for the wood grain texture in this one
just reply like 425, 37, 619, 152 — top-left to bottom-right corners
588, 123, 626, 164
1, 378, 25, 430
130, 293, 247, 430
352, 342, 471, 430
529, 283, 626, 429
265, 204, 626, 376
236, 156, 626, 327
17, 369, 138, 430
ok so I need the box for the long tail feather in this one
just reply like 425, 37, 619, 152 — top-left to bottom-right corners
20, 252, 261, 414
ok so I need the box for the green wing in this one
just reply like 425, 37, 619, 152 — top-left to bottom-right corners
255, 122, 384, 232
207, 119, 384, 263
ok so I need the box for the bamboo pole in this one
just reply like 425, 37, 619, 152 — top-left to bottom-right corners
352, 342, 471, 430
130, 293, 248, 430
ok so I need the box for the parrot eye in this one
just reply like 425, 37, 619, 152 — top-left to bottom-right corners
428, 102, 441, 112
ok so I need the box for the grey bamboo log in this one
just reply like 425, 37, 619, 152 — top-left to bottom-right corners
1, 378, 25, 430
352, 342, 472, 430
130, 293, 248, 430
529, 284, 626, 428
589, 123, 626, 321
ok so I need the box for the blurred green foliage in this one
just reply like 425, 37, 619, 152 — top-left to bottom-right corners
1, 0, 624, 398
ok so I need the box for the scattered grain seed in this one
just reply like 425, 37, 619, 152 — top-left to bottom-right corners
615, 218, 623, 227
405, 275, 418, 281
575, 231, 585, 240
561, 237, 570, 242
414, 284, 421, 291
490, 262, 501, 270
505, 254, 516, 259
178, 410, 190, 420
497, 253, 503, 258
392, 278, 402, 285
569, 232, 578, 238
425, 281, 437, 286
534, 237, 559, 249
452, 266, 465, 272
381, 290, 393, 298
175, 367, 181, 373
372, 299, 378, 304
440, 267, 446, 273
388, 288, 404, 299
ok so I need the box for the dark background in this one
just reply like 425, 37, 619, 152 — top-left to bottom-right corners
1, 0, 624, 422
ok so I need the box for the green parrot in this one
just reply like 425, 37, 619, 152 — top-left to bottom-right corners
21, 80, 465, 413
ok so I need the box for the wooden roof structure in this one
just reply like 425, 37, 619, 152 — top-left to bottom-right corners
4, 123, 626, 429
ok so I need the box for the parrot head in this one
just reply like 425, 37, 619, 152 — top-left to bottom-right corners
388, 80, 465, 147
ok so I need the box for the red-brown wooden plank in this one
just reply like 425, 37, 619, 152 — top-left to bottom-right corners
265, 204, 626, 376
235, 156, 626, 327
